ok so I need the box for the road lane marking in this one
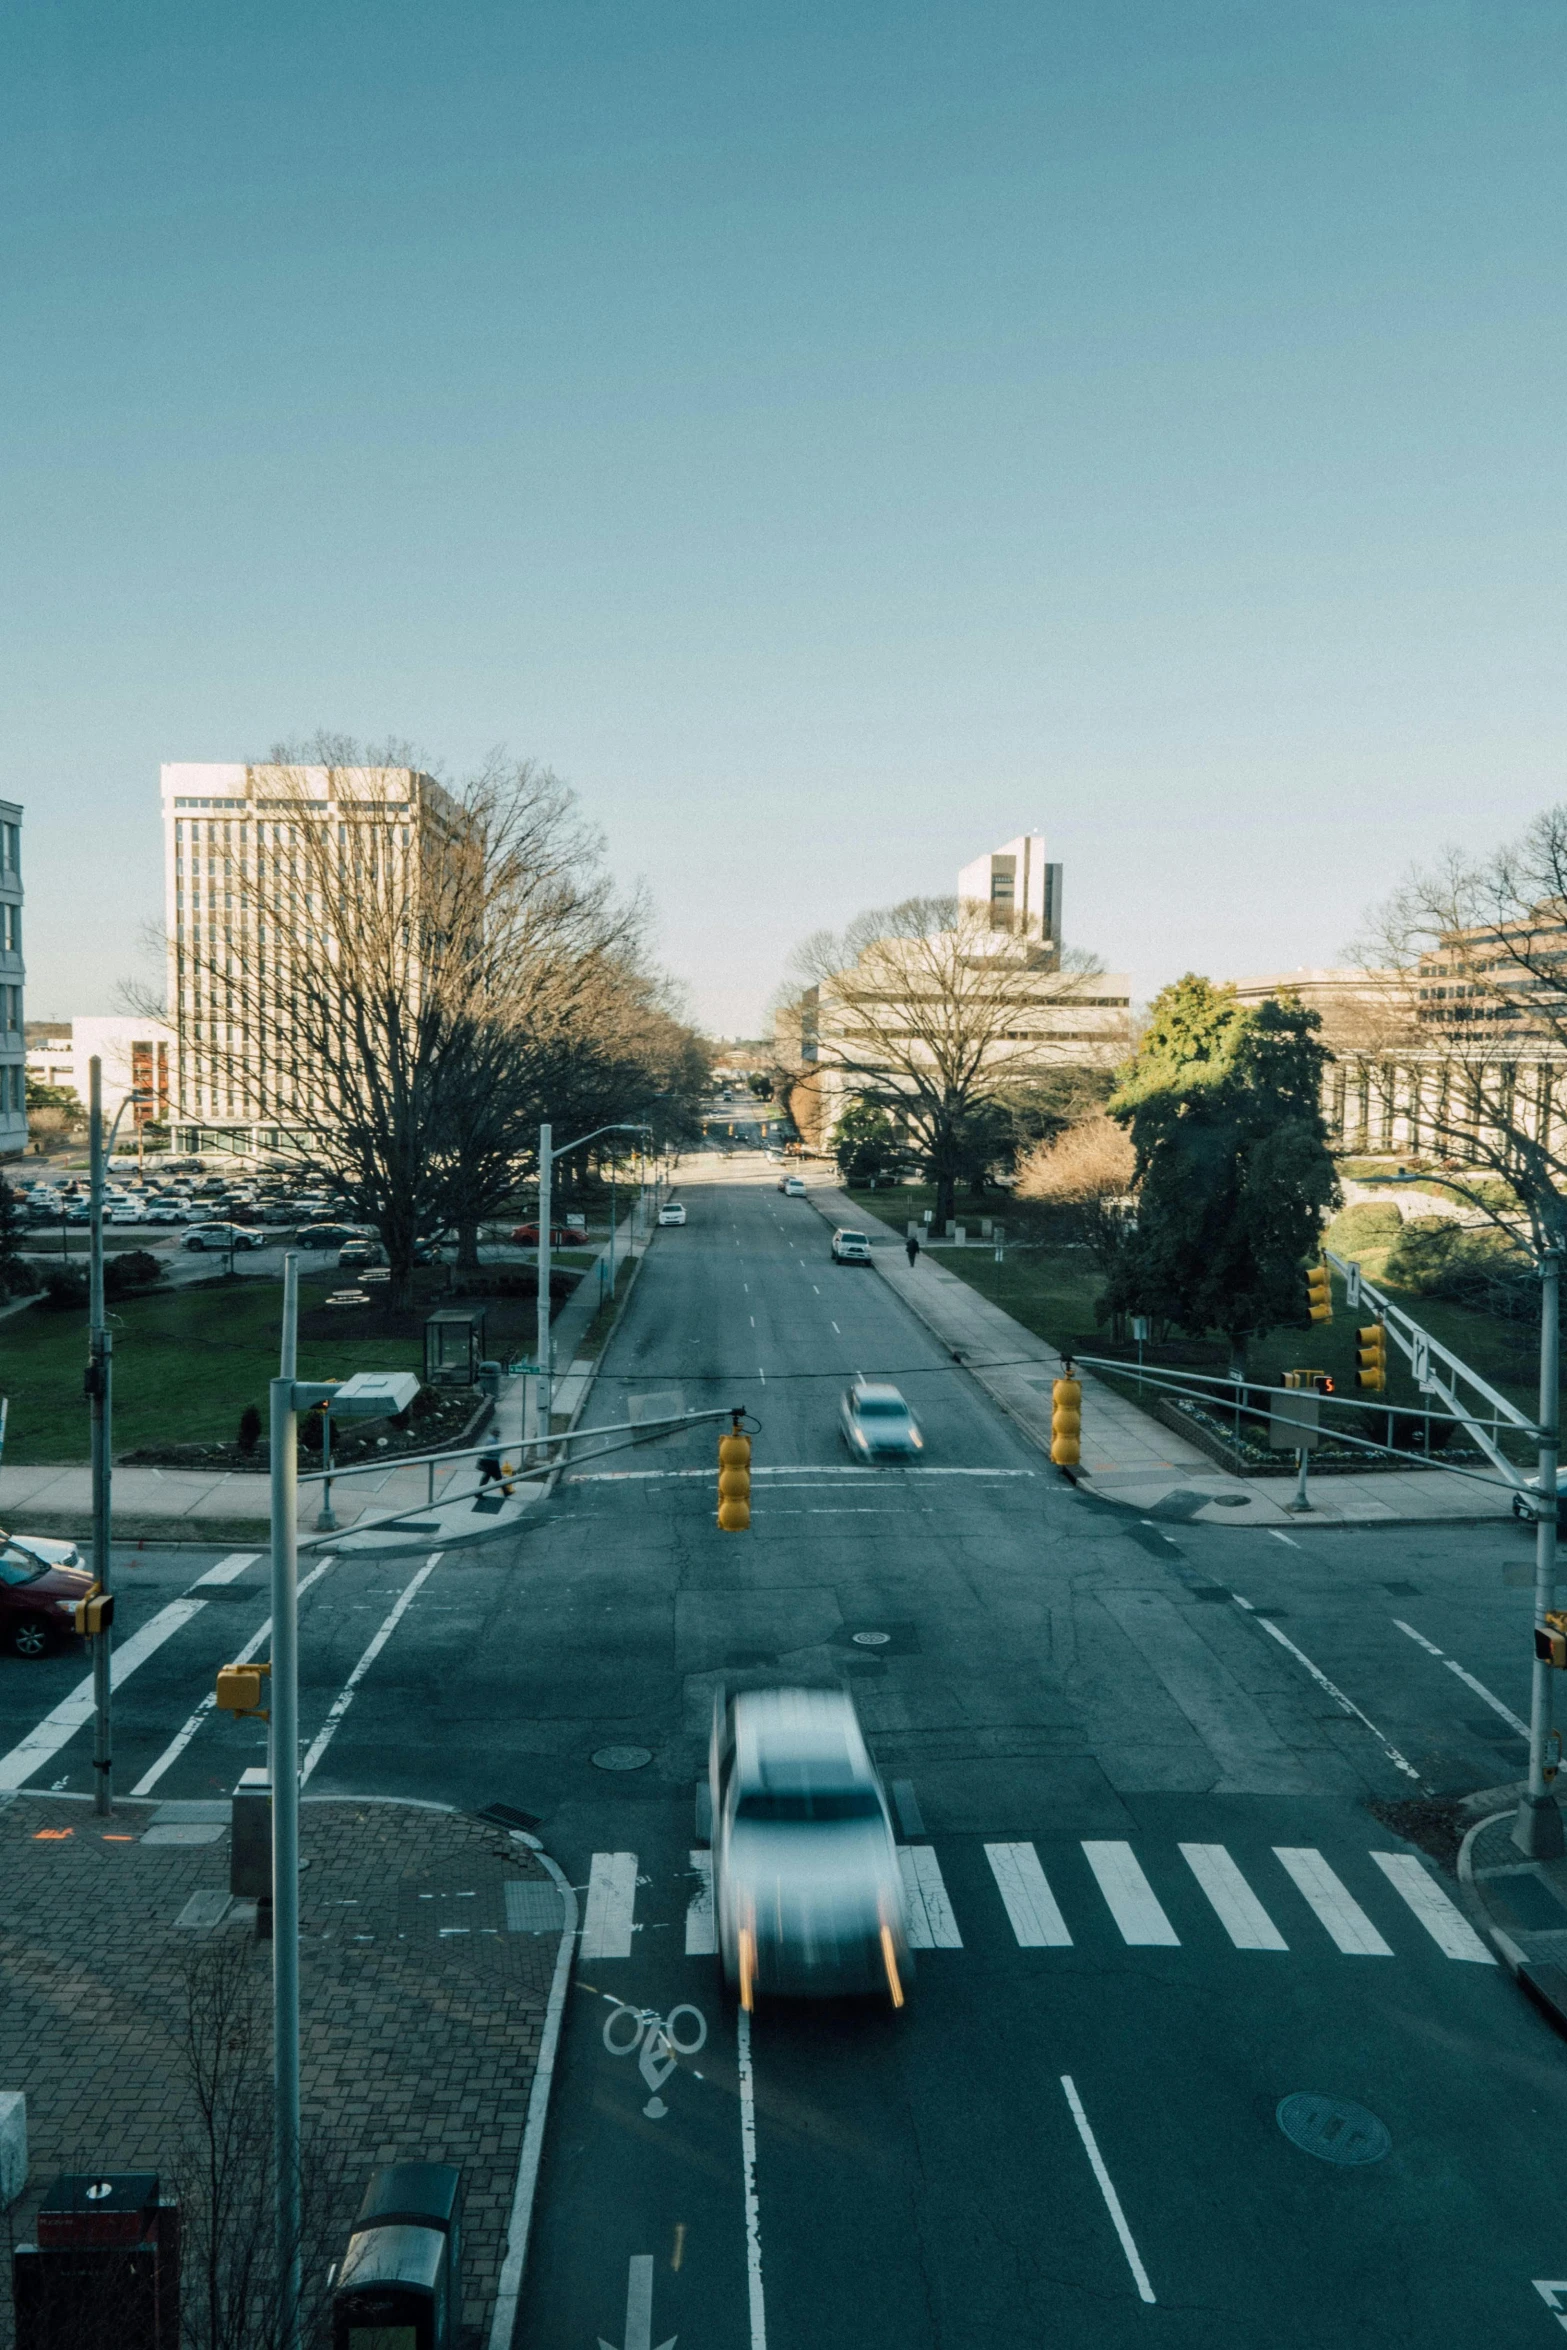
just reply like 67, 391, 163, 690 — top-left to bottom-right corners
1391, 1619, 1530, 1737
686, 1851, 716, 1954
190, 1551, 262, 1587
297, 1552, 441, 1787
1370, 1852, 1496, 1962
986, 1842, 1072, 1946
737, 2007, 768, 2350
1235, 1597, 1424, 1786
1060, 2075, 1156, 2304
831, 1320, 840, 1332
1179, 1843, 1288, 1950
1273, 1847, 1392, 1954
1081, 1842, 1180, 1945
581, 1852, 639, 1959
0, 1599, 208, 1792
898, 1845, 963, 1946
1267, 1531, 1300, 1548
131, 1555, 337, 1795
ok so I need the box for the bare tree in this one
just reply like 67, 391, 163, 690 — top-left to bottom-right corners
1352, 807, 1567, 1255
783, 896, 1108, 1227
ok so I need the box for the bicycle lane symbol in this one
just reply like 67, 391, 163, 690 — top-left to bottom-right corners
601, 1998, 708, 2120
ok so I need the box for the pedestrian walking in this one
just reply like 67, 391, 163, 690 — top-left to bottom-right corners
905, 1233, 920, 1268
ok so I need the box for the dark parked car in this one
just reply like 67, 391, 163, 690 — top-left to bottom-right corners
1, 1535, 91, 1659
294, 1223, 365, 1251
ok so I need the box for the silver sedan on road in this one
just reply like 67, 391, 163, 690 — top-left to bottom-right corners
839, 1379, 924, 1460
707, 1685, 911, 2008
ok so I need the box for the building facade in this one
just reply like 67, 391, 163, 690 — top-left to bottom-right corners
161, 761, 455, 1154
957, 832, 1063, 952
24, 1016, 177, 1134
0, 803, 23, 1158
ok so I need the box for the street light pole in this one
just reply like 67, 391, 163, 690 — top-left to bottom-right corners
536, 1121, 553, 1457
87, 1059, 113, 1818
270, 1252, 302, 2346
1517, 1247, 1563, 1857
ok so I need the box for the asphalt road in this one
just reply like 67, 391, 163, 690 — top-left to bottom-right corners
3, 1169, 1566, 2346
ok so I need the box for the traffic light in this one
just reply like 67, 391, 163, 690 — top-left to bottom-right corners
72, 1585, 114, 1637
215, 1660, 271, 1719
1050, 1376, 1082, 1467
1306, 1264, 1332, 1324
1354, 1324, 1388, 1393
717, 1413, 751, 1531
1284, 1370, 1334, 1395
1536, 1613, 1567, 1669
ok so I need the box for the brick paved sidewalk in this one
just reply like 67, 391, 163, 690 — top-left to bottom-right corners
0, 1791, 568, 2346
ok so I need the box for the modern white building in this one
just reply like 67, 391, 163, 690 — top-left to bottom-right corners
24, 1016, 177, 1131
957, 832, 1063, 955
0, 802, 23, 1158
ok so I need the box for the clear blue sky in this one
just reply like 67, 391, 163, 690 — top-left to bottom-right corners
6, 2, 1565, 1033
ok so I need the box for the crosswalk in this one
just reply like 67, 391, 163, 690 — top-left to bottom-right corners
582, 1835, 1495, 1968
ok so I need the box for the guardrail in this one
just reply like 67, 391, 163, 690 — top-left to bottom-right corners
1324, 1251, 1537, 1487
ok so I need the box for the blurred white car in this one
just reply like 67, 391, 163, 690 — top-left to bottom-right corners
780, 1175, 806, 1197
658, 1202, 687, 1226
707, 1684, 910, 2007
840, 1379, 923, 1460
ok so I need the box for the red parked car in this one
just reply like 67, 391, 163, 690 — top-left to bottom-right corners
509, 1223, 575, 1247
1, 1534, 93, 1659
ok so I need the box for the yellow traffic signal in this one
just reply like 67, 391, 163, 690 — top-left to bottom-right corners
216, 1660, 271, 1719
1051, 1376, 1082, 1467
1306, 1264, 1332, 1324
1537, 1613, 1567, 1669
1354, 1324, 1387, 1393
72, 1585, 114, 1637
718, 1416, 752, 1531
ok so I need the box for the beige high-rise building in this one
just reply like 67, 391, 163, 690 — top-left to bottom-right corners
161, 761, 457, 1152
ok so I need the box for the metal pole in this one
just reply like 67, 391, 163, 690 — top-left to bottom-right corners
271, 1252, 302, 2344
88, 1060, 113, 1818
536, 1123, 553, 1459
1517, 1249, 1563, 1856
315, 1410, 336, 1532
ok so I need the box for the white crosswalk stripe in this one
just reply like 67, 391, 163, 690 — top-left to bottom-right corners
580, 1852, 639, 1959
1179, 1842, 1288, 1951
1371, 1851, 1496, 1963
985, 1842, 1073, 1946
1082, 1842, 1180, 1946
899, 1845, 963, 1948
1273, 1847, 1393, 1956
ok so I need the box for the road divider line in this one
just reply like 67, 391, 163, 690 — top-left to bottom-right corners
898, 1845, 963, 1947
190, 1551, 262, 1588
1178, 1842, 1288, 1950
581, 1851, 639, 1959
1060, 2075, 1156, 2305
1236, 1597, 1423, 1786
1273, 1847, 1392, 1955
1082, 1841, 1180, 1946
686, 1851, 716, 1955
737, 2007, 768, 2350
1370, 1851, 1496, 1963
985, 1842, 1072, 1947
0, 1599, 208, 1792
130, 1557, 338, 1796
1391, 1620, 1532, 1738
297, 1552, 440, 1788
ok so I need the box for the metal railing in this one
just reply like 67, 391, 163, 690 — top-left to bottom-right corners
1324, 1250, 1538, 1485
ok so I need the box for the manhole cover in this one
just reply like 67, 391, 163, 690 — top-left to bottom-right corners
591, 1746, 653, 1771
852, 1632, 891, 1646
1276, 2093, 1391, 2165
1208, 1495, 1250, 1508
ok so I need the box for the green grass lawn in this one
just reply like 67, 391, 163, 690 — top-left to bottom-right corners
0, 1275, 425, 1465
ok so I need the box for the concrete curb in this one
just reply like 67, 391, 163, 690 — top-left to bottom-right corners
545, 1233, 652, 1497
1457, 1806, 1567, 2035
486, 1836, 579, 2350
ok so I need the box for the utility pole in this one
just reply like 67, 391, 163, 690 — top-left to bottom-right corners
536, 1121, 553, 1460
1517, 1247, 1563, 1857
87, 1059, 113, 1818
270, 1251, 302, 2347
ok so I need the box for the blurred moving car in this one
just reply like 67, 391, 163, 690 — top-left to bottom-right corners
839, 1379, 923, 1460
705, 1684, 910, 2007
1513, 1471, 1567, 1524
183, 1222, 265, 1253
0, 1534, 91, 1658
658, 1202, 686, 1226
831, 1228, 872, 1264
779, 1175, 806, 1196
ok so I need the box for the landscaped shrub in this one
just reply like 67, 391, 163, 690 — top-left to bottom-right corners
1386, 1217, 1537, 1321
1326, 1202, 1404, 1251
237, 1403, 263, 1456
40, 1267, 88, 1311
104, 1250, 164, 1298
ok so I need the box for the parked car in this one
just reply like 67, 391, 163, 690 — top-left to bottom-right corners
259, 1203, 297, 1226
658, 1202, 687, 1226
839, 1379, 923, 1460
510, 1223, 575, 1246
705, 1684, 910, 2006
144, 1204, 187, 1226
0, 1534, 91, 1659
831, 1228, 872, 1264
337, 1238, 385, 1268
106, 1205, 144, 1226
779, 1175, 806, 1196
294, 1222, 363, 1251
183, 1222, 265, 1253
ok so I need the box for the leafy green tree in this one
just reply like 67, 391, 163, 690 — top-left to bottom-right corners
1104, 980, 1340, 1368
0, 1182, 38, 1299
831, 1099, 898, 1187
951, 1099, 1019, 1199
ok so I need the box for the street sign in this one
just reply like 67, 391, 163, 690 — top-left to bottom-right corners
1268, 1388, 1321, 1453
1345, 1260, 1362, 1310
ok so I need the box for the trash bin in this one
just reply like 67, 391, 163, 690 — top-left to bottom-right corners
14, 2172, 179, 2350
331, 2163, 462, 2350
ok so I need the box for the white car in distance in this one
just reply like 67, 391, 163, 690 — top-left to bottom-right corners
658, 1202, 686, 1226
831, 1229, 872, 1264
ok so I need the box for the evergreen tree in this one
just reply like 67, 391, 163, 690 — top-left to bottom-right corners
831, 1099, 898, 1187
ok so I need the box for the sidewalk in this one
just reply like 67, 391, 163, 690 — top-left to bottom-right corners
0, 1789, 574, 2346
807, 1183, 1516, 1529
1459, 1796, 1567, 2033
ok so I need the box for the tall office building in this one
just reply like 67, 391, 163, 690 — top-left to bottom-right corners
0, 802, 24, 1157
161, 762, 456, 1153
957, 833, 1062, 957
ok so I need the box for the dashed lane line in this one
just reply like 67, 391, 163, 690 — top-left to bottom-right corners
297, 1552, 442, 1787
1391, 1618, 1530, 1739
1232, 1595, 1424, 1787
130, 1556, 338, 1796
